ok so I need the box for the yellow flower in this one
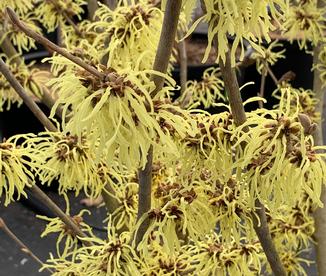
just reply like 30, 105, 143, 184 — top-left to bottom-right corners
90, 1, 168, 70
283, 1, 325, 48
108, 180, 139, 231
186, 0, 287, 66
175, 112, 234, 182
270, 198, 314, 250
139, 242, 195, 276
0, 0, 34, 15
232, 88, 326, 211
180, 67, 225, 109
33, 0, 86, 32
186, 233, 263, 276
38, 209, 94, 258
29, 131, 107, 198
205, 177, 253, 243
48, 65, 182, 170
1, 11, 41, 52
44, 222, 141, 276
273, 86, 320, 123
152, 182, 216, 244
252, 40, 286, 75
0, 55, 51, 110
0, 134, 41, 206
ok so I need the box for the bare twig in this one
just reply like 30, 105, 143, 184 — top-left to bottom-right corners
178, 31, 188, 95
61, 12, 84, 37
219, 50, 286, 276
0, 30, 22, 66
251, 202, 286, 275
218, 52, 246, 126
103, 0, 117, 9
135, 0, 183, 246
6, 8, 105, 80
135, 146, 153, 245
259, 68, 267, 109
29, 185, 92, 245
151, 0, 183, 97
0, 218, 54, 274
265, 64, 279, 86
312, 11, 326, 272
0, 58, 57, 132
87, 0, 99, 20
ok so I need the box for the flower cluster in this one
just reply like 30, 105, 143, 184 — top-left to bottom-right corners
180, 67, 225, 108
38, 209, 94, 258
187, 0, 287, 66
283, 0, 326, 48
1, 1, 325, 275
252, 40, 286, 75
90, 1, 164, 70
27, 131, 110, 198
273, 86, 320, 123
33, 0, 86, 32
0, 55, 51, 110
0, 7, 41, 53
42, 222, 141, 276
48, 63, 195, 170
233, 89, 326, 211
0, 134, 41, 206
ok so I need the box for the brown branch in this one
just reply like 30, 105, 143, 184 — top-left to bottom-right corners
251, 201, 285, 276
6, 8, 105, 80
135, 0, 183, 246
178, 32, 188, 95
0, 30, 22, 66
135, 146, 153, 245
150, 0, 183, 97
87, 0, 99, 21
259, 68, 267, 109
29, 185, 92, 245
0, 218, 54, 274
265, 64, 279, 86
61, 12, 84, 37
312, 23, 326, 274
0, 58, 57, 132
219, 51, 286, 276
103, 0, 117, 9
219, 52, 246, 126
